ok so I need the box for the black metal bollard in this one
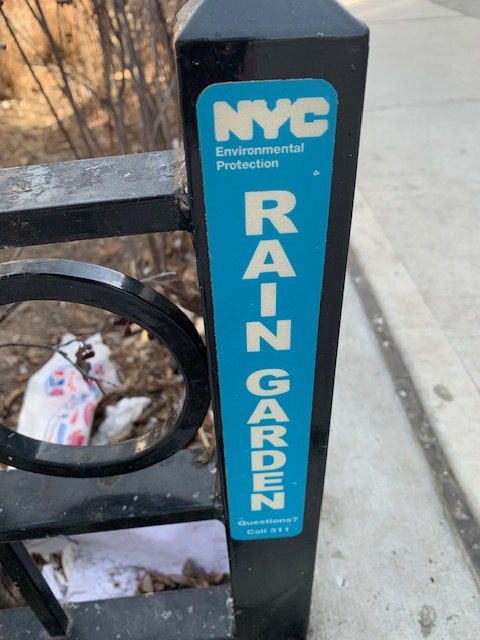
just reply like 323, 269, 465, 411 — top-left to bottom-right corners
0, 1, 367, 637
177, 1, 368, 638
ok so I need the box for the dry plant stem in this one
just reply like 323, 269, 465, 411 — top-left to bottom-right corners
0, 7, 80, 158
91, 0, 128, 153
27, 0, 101, 155
0, 569, 24, 609
25, 0, 103, 157
149, 0, 173, 143
141, 271, 176, 284
99, 2, 131, 152
3, 16, 102, 145
116, 1, 155, 151
2, 0, 181, 157
0, 303, 21, 326
121, 237, 143, 279
147, 234, 167, 274
0, 341, 114, 394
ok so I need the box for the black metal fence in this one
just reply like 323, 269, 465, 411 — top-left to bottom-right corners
0, 1, 368, 638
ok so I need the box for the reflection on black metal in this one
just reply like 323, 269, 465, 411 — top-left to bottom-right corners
0, 0, 367, 638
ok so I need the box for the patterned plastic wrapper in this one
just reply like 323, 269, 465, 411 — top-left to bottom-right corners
16, 333, 119, 446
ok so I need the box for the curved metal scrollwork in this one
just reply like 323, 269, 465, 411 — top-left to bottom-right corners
0, 259, 210, 478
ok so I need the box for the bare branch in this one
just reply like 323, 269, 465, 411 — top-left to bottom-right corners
26, 0, 103, 156
0, 7, 80, 158
0, 340, 119, 394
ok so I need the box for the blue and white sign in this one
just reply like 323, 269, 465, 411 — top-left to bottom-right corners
197, 79, 338, 540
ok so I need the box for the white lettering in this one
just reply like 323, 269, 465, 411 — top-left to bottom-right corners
248, 399, 289, 424
253, 472, 284, 492
251, 492, 285, 511
251, 425, 288, 449
246, 369, 290, 397
243, 240, 295, 279
246, 99, 291, 139
214, 101, 254, 142
252, 450, 287, 471
246, 320, 291, 352
290, 97, 330, 138
260, 283, 277, 318
214, 98, 330, 141
245, 191, 298, 236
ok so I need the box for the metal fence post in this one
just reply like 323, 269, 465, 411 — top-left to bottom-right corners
0, 542, 69, 637
177, 1, 368, 638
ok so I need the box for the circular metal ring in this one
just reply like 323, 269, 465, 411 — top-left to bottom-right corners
0, 259, 210, 478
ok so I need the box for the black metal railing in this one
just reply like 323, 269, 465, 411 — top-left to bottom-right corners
0, 1, 368, 638
0, 148, 219, 640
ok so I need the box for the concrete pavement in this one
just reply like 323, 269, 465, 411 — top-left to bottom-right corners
311, 276, 480, 638
344, 0, 480, 524
310, 1, 480, 636
354, 0, 480, 391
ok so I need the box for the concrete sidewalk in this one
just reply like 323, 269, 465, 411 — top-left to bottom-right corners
310, 1, 480, 636
344, 0, 480, 524
311, 276, 480, 639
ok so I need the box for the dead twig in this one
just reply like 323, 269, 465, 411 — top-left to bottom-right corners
141, 271, 176, 284
0, 339, 118, 394
0, 6, 80, 158
0, 303, 22, 326
25, 0, 102, 157
146, 234, 167, 274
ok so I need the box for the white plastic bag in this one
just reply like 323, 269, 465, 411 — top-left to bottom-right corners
16, 333, 118, 446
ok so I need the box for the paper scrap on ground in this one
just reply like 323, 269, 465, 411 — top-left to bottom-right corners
17, 335, 228, 604
37, 522, 229, 603
91, 396, 151, 445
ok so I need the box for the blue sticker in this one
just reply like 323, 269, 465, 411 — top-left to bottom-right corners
197, 79, 338, 540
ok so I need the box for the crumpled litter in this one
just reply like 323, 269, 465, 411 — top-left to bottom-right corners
16, 333, 118, 446
17, 335, 229, 605
28, 522, 229, 604
91, 396, 151, 446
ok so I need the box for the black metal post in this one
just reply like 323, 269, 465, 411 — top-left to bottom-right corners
177, 1, 368, 638
0, 542, 69, 637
